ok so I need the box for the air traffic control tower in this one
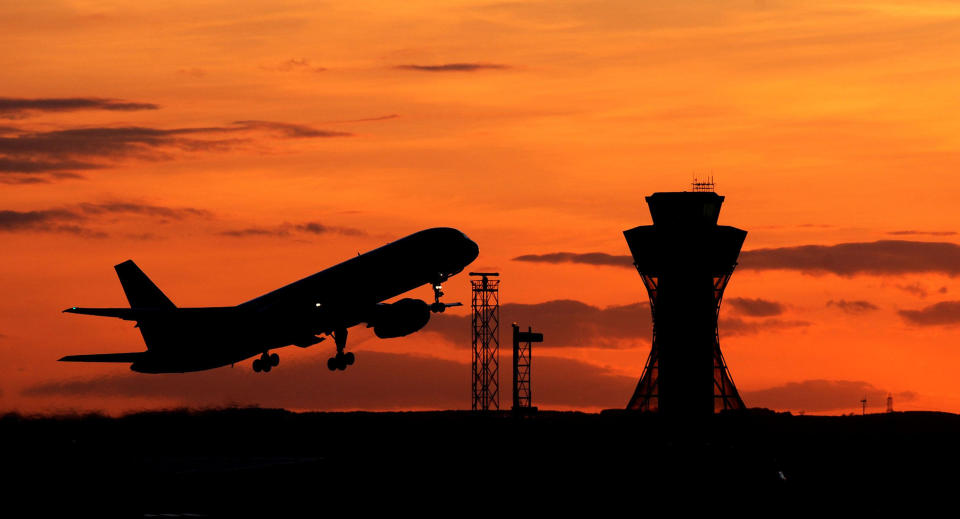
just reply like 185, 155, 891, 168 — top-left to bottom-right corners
623, 183, 746, 414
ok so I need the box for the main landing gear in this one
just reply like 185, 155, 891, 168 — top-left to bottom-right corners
253, 351, 279, 373
327, 327, 355, 371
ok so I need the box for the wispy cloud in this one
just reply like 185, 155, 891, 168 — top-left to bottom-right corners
219, 221, 365, 238
219, 227, 290, 238
743, 380, 915, 412
0, 97, 159, 119
515, 240, 960, 277
76, 202, 212, 220
726, 297, 785, 317
887, 230, 956, 236
428, 299, 651, 348
0, 202, 212, 237
739, 241, 960, 277
323, 114, 400, 124
718, 316, 810, 336
512, 252, 632, 268
826, 299, 879, 314
899, 301, 960, 326
0, 120, 351, 183
261, 58, 326, 73
231, 120, 350, 138
23, 351, 635, 410
395, 63, 509, 72
0, 209, 106, 237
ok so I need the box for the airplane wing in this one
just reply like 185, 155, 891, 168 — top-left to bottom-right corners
59, 352, 145, 363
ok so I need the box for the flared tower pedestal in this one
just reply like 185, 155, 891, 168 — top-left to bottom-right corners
623, 191, 746, 414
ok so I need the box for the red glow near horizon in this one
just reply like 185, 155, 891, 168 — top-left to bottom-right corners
2, 1, 960, 415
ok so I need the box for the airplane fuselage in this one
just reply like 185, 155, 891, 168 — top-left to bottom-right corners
63, 227, 479, 373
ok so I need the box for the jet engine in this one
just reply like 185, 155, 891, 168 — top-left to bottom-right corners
370, 298, 431, 339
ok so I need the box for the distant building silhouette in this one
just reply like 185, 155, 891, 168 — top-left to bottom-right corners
623, 186, 746, 414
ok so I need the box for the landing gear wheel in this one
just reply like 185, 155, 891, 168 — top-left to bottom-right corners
269, 353, 279, 366
327, 353, 350, 371
430, 302, 446, 313
253, 359, 262, 372
262, 362, 271, 373
344, 352, 355, 366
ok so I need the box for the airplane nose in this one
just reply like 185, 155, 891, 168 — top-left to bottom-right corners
465, 237, 479, 262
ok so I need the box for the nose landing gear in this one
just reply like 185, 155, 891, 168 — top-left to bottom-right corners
252, 351, 280, 373
430, 273, 462, 313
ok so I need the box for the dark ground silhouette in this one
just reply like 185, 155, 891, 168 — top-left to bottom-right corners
3, 407, 958, 514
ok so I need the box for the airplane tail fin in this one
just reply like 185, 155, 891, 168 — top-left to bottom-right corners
114, 260, 176, 309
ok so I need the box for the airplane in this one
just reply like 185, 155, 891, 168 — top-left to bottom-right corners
60, 227, 479, 373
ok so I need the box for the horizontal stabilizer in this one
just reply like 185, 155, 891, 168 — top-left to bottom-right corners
59, 352, 145, 363
63, 307, 137, 320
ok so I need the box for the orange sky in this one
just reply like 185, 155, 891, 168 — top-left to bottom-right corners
3, 0, 960, 415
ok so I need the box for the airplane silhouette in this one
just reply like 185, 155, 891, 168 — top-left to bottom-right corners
60, 227, 479, 373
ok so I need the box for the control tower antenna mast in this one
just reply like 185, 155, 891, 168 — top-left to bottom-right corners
691, 175, 715, 192
470, 272, 500, 411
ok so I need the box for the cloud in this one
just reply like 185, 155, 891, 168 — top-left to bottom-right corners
898, 301, 960, 326
76, 202, 212, 220
0, 209, 104, 237
295, 222, 365, 236
395, 63, 510, 72
324, 114, 400, 124
0, 202, 212, 237
0, 120, 350, 182
718, 316, 810, 336
0, 157, 101, 184
219, 227, 290, 238
514, 241, 960, 277
512, 252, 633, 268
219, 221, 365, 238
23, 351, 636, 410
726, 297, 784, 317
738, 241, 960, 277
826, 299, 879, 314
742, 380, 915, 412
896, 282, 933, 298
0, 157, 104, 173
261, 58, 326, 73
428, 299, 651, 348
427, 296, 802, 345
0, 97, 158, 118
887, 230, 956, 236
231, 121, 350, 138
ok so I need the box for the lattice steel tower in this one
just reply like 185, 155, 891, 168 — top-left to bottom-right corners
622, 184, 746, 414
511, 323, 541, 412
471, 272, 500, 411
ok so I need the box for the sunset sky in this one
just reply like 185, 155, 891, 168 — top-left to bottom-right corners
3, 0, 960, 415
